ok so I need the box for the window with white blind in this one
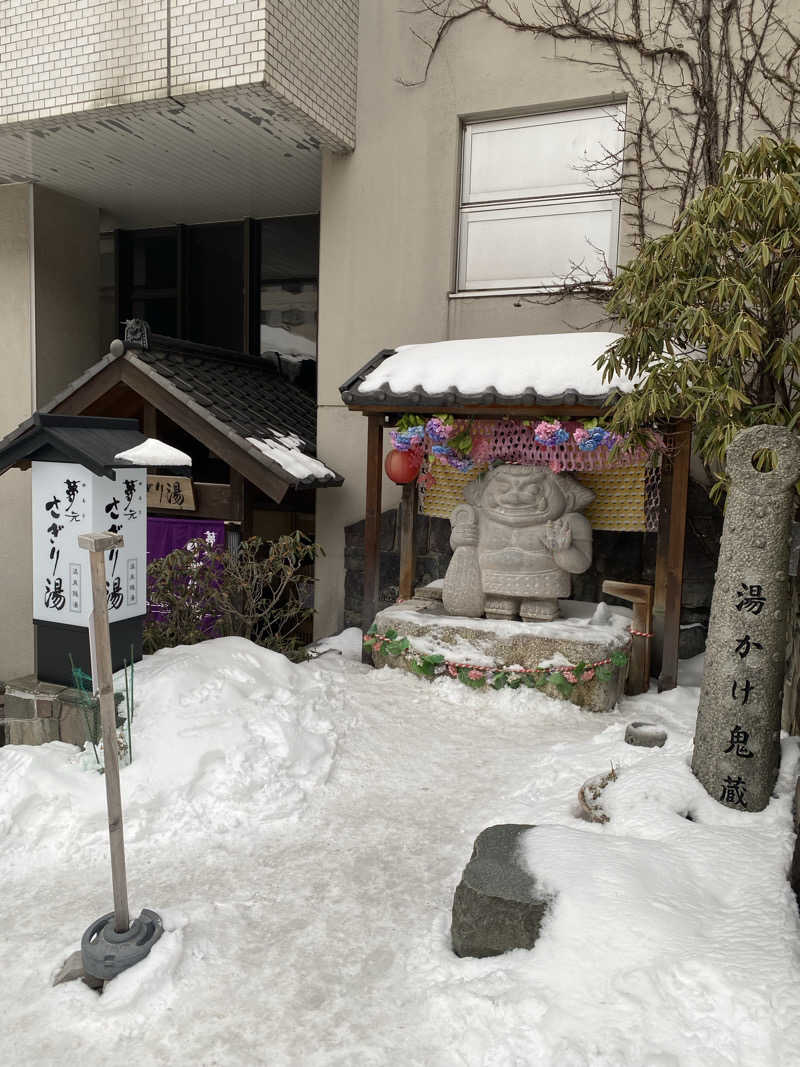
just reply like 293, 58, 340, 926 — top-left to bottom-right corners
456, 104, 625, 292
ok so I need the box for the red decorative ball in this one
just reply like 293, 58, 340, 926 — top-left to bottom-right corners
384, 448, 421, 484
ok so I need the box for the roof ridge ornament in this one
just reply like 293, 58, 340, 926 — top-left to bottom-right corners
123, 318, 151, 350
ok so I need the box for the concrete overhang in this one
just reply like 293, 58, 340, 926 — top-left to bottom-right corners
0, 86, 325, 227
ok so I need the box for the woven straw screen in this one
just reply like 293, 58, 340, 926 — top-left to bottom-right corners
418, 460, 660, 533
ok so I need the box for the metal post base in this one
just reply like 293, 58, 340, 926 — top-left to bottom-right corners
81, 908, 163, 981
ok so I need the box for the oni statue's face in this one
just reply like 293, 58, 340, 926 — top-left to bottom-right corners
478, 465, 566, 526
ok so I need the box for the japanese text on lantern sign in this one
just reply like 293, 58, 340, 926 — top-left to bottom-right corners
719, 582, 767, 806
39, 473, 143, 615
42, 477, 86, 611
103, 479, 141, 608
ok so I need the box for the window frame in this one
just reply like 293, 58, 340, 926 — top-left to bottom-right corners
455, 103, 626, 295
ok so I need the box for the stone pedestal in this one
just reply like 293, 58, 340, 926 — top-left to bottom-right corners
372, 598, 632, 712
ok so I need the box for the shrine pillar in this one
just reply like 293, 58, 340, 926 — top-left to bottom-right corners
692, 426, 800, 811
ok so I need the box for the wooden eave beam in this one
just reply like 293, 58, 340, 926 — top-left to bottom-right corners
350, 403, 611, 419
50, 361, 126, 416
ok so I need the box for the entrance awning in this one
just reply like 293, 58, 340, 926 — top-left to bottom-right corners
45, 333, 342, 503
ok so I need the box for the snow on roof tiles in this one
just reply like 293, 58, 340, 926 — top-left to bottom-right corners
246, 435, 339, 483
341, 333, 639, 408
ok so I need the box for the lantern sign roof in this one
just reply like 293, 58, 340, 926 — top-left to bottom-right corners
0, 413, 185, 480
340, 332, 641, 412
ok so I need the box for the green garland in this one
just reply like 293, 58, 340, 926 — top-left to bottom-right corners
363, 626, 628, 693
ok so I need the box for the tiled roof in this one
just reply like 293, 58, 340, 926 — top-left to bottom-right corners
0, 414, 152, 479
136, 337, 319, 448
43, 335, 341, 492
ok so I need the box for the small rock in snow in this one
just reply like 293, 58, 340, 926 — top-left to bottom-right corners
451, 824, 551, 959
624, 722, 668, 748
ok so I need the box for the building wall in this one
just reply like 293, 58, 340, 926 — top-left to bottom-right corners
315, 7, 627, 638
33, 187, 100, 405
263, 0, 359, 150
171, 0, 264, 97
0, 0, 168, 121
0, 0, 358, 150
0, 184, 100, 682
0, 186, 35, 681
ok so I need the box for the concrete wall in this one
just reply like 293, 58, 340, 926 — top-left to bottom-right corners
0, 185, 36, 680
33, 187, 100, 405
0, 184, 100, 682
0, 0, 359, 150
314, 6, 627, 638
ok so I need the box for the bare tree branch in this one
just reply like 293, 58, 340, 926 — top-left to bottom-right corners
402, 0, 800, 260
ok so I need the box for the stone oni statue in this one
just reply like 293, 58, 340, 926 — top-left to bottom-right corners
442, 464, 595, 622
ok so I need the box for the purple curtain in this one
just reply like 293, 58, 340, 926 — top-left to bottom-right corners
147, 517, 226, 562
146, 518, 228, 634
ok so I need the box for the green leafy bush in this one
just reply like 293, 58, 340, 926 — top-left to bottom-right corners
599, 139, 800, 500
144, 532, 319, 660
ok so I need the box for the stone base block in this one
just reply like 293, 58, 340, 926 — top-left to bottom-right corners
373, 599, 631, 712
1, 675, 124, 748
451, 824, 550, 958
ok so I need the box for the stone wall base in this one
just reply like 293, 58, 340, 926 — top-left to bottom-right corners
0, 674, 123, 748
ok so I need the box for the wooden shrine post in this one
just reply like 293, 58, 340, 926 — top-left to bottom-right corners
602, 580, 654, 695
653, 420, 692, 692
398, 480, 419, 601
78, 530, 130, 934
361, 415, 384, 659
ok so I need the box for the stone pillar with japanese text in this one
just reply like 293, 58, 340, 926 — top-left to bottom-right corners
692, 425, 800, 812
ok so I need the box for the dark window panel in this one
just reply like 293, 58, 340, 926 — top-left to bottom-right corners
260, 215, 319, 281
185, 222, 245, 350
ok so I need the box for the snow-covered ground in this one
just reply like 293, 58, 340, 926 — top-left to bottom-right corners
1, 636, 799, 1067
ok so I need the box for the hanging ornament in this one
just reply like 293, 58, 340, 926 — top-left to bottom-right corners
385, 448, 422, 484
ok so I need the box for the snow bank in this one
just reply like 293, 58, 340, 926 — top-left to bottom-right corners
510, 737, 800, 1066
0, 637, 337, 864
308, 627, 364, 662
2, 636, 800, 1066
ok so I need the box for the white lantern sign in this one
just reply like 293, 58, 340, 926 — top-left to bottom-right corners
32, 461, 147, 626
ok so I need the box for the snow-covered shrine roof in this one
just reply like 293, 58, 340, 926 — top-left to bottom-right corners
340, 332, 639, 410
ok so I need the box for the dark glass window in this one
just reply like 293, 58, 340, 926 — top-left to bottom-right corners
114, 215, 319, 380
259, 216, 319, 392
185, 222, 245, 350
117, 229, 178, 337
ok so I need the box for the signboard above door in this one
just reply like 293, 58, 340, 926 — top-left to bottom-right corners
146, 476, 196, 511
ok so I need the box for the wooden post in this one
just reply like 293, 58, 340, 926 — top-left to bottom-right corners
361, 415, 384, 658
78, 530, 130, 934
398, 480, 418, 601
654, 420, 692, 692
601, 580, 654, 695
